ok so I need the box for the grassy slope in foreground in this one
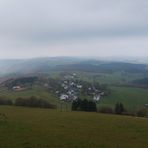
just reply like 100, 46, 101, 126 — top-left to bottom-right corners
0, 106, 148, 148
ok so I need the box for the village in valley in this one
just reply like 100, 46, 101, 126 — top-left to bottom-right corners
51, 73, 105, 102
2, 73, 107, 103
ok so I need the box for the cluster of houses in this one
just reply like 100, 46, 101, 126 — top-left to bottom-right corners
58, 74, 82, 101
56, 73, 104, 102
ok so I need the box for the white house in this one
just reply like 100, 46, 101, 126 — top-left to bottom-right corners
73, 73, 76, 76
64, 81, 68, 84
72, 95, 78, 100
12, 86, 23, 91
64, 86, 68, 90
55, 91, 59, 94
12, 86, 21, 90
77, 85, 82, 89
93, 94, 101, 101
60, 94, 69, 101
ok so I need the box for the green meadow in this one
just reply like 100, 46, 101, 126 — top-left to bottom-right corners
99, 86, 148, 110
0, 106, 148, 148
0, 86, 59, 104
1, 85, 148, 111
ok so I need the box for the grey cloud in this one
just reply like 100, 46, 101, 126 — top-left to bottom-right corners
0, 0, 148, 58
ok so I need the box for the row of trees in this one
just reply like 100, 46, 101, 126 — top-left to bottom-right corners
72, 100, 125, 114
99, 102, 148, 117
72, 99, 125, 113
0, 96, 147, 117
0, 96, 56, 109
72, 99, 148, 117
0, 97, 13, 105
72, 99, 97, 112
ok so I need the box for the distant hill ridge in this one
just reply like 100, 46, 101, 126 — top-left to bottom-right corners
0, 57, 148, 76
0, 57, 83, 75
56, 61, 148, 73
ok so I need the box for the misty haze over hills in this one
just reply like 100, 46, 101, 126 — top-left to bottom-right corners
0, 56, 148, 77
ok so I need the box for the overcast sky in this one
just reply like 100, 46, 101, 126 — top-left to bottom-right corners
0, 0, 148, 59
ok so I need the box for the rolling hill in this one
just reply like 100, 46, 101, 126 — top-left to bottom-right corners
0, 57, 148, 77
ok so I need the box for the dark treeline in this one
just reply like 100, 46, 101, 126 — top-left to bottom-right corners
0, 97, 13, 105
99, 102, 148, 117
0, 97, 147, 117
0, 96, 56, 109
72, 99, 97, 112
5, 76, 38, 89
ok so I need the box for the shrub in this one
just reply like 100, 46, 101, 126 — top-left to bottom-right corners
0, 97, 13, 105
99, 107, 113, 114
15, 96, 56, 109
121, 110, 134, 116
136, 108, 147, 117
